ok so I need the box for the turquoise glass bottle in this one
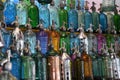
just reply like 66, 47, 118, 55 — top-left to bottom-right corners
0, 1, 4, 21
99, 4, 107, 33
68, 3, 78, 31
10, 0, 19, 4
39, 2, 50, 29
48, 0, 59, 30
4, 0, 17, 26
90, 2, 99, 32
21, 42, 36, 80
68, 27, 79, 55
59, 1, 68, 28
16, 0, 27, 26
36, 23, 48, 55
32, 40, 47, 80
60, 42, 72, 80
28, 0, 39, 28
0, 21, 11, 54
76, 0, 84, 27
10, 39, 21, 80
84, 1, 92, 32
60, 23, 70, 55
24, 19, 36, 54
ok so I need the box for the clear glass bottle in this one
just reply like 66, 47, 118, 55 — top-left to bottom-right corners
48, 0, 59, 30
60, 42, 72, 80
36, 23, 48, 55
0, 21, 11, 54
96, 24, 106, 55
76, 0, 84, 28
10, 39, 21, 80
81, 44, 93, 80
49, 20, 60, 52
87, 24, 97, 56
21, 42, 36, 80
84, 1, 92, 32
77, 24, 88, 54
102, 0, 115, 12
16, 0, 27, 27
12, 19, 24, 55
24, 19, 36, 54
28, 0, 39, 28
0, 1, 4, 21
59, 23, 70, 55
3, 0, 17, 26
98, 4, 108, 33
47, 41, 61, 80
59, 1, 68, 28
90, 2, 99, 32
32, 40, 47, 80
68, 3, 78, 31
39, 2, 50, 29
0, 50, 17, 80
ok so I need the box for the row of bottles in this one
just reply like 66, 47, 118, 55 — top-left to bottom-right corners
0, 0, 120, 33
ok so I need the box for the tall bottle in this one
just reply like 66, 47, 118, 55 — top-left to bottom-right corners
76, 0, 84, 28
68, 27, 79, 55
59, 23, 70, 55
60, 42, 72, 80
32, 40, 47, 80
39, 1, 50, 29
81, 44, 93, 80
49, 20, 60, 52
36, 23, 48, 55
87, 24, 97, 56
0, 21, 11, 54
10, 39, 21, 80
113, 8, 120, 33
21, 42, 35, 80
90, 2, 99, 32
28, 0, 39, 28
84, 1, 92, 32
68, 3, 78, 31
0, 50, 17, 80
110, 44, 120, 79
16, 0, 27, 27
47, 40, 61, 80
48, 0, 59, 30
98, 4, 108, 33
96, 24, 106, 55
77, 24, 88, 54
59, 1, 68, 28
24, 19, 36, 54
0, 1, 4, 21
12, 19, 24, 55
3, 0, 17, 26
